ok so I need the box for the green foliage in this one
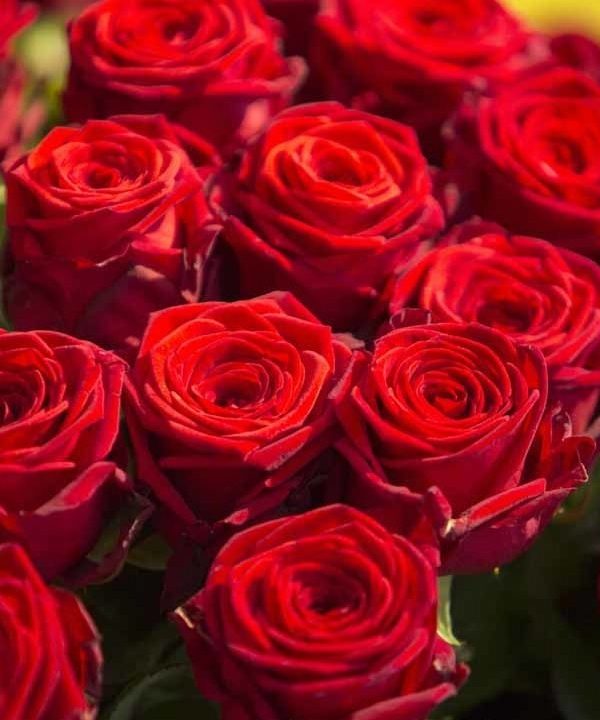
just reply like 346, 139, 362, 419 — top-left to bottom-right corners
437, 576, 461, 647
105, 665, 220, 720
437, 462, 600, 720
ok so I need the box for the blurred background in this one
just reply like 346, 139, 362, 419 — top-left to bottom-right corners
507, 0, 600, 38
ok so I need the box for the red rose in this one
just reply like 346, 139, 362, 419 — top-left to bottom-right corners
0, 329, 135, 581
335, 320, 595, 573
218, 102, 443, 331
64, 0, 305, 155
313, 0, 544, 160
125, 292, 352, 547
388, 221, 600, 436
4, 114, 219, 361
446, 68, 600, 258
0, 542, 102, 719
174, 504, 466, 720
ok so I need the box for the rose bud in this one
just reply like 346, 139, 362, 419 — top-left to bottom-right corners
0, 542, 102, 719
174, 504, 467, 720
0, 329, 143, 581
218, 102, 443, 332
446, 68, 600, 259
64, 0, 306, 155
125, 292, 353, 549
313, 0, 546, 161
387, 220, 600, 436
4, 114, 220, 362
335, 320, 595, 574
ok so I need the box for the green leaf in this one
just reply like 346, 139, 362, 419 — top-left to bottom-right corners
551, 611, 600, 720
16, 19, 69, 82
438, 571, 516, 716
80, 565, 174, 697
437, 576, 460, 646
104, 665, 220, 720
127, 533, 172, 572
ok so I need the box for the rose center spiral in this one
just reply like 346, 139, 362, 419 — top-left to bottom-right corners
477, 297, 533, 333
544, 135, 586, 174
295, 571, 360, 617
162, 16, 199, 44
422, 377, 468, 418
0, 377, 35, 425
194, 363, 268, 410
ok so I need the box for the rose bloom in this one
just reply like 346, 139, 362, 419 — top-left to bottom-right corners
446, 68, 600, 258
64, 0, 305, 155
218, 102, 443, 331
335, 320, 595, 573
0, 543, 102, 720
175, 505, 467, 720
313, 0, 545, 160
0, 329, 134, 581
388, 220, 600, 436
125, 293, 352, 547
4, 114, 219, 362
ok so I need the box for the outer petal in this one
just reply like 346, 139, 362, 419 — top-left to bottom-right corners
0, 463, 139, 580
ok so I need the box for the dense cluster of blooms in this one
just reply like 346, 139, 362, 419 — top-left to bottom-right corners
2, 0, 600, 718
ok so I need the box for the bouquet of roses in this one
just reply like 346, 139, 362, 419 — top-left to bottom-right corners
2, 0, 600, 718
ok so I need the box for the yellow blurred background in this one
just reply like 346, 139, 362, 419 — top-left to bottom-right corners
506, 0, 600, 39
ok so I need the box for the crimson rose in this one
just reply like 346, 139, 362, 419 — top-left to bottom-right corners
219, 102, 443, 331
388, 221, 600, 435
64, 0, 305, 155
4, 114, 219, 361
0, 543, 102, 719
125, 293, 352, 547
0, 329, 133, 580
175, 505, 466, 720
446, 68, 600, 258
313, 0, 544, 160
335, 320, 595, 573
